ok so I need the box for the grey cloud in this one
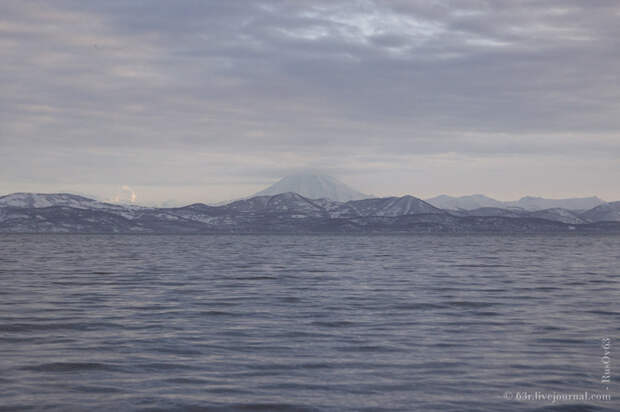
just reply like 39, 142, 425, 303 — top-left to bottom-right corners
1, 0, 619, 202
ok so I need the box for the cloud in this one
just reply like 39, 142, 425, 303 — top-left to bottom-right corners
1, 0, 619, 202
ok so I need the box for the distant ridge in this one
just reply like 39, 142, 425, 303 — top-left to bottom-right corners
580, 201, 620, 222
253, 173, 369, 202
425, 194, 504, 210
507, 196, 605, 211
426, 194, 606, 211
0, 192, 98, 208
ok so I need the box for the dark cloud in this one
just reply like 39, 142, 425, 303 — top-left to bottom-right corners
1, 0, 619, 202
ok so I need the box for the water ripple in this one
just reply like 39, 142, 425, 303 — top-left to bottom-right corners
1, 233, 618, 411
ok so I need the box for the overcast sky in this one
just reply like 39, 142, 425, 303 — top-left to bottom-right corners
1, 0, 619, 205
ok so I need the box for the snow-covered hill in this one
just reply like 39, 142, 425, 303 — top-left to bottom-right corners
580, 201, 620, 222
0, 193, 100, 209
426, 194, 606, 211
527, 208, 587, 224
507, 196, 605, 211
253, 174, 369, 202
0, 193, 146, 219
463, 207, 525, 218
332, 195, 443, 218
1, 191, 619, 233
226, 192, 327, 218
425, 194, 504, 210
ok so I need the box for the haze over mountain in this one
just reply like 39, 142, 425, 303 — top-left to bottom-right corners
253, 174, 369, 202
425, 195, 505, 210
425, 194, 606, 211
505, 196, 606, 211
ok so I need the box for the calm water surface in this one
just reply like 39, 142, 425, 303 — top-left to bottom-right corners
1, 234, 618, 411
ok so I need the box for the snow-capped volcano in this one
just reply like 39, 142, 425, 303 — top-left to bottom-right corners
252, 173, 369, 202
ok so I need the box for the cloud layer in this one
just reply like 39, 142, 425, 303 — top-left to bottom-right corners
2, 0, 619, 203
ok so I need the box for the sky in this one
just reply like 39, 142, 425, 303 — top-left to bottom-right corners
1, 0, 619, 205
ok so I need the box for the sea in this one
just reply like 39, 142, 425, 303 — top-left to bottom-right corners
0, 234, 618, 411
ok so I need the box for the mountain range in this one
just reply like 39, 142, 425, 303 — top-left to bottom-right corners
1, 191, 619, 234
241, 174, 607, 211
2, 173, 618, 233
425, 194, 606, 211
